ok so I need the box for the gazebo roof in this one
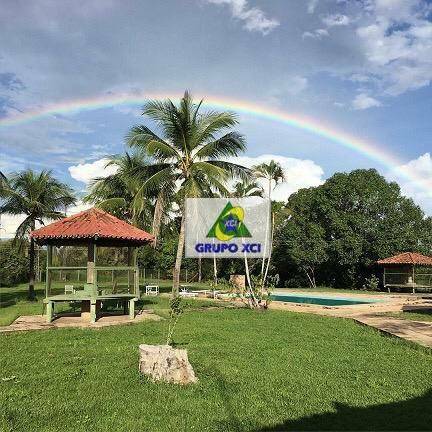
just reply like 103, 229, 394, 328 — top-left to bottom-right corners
31, 207, 154, 246
377, 252, 432, 266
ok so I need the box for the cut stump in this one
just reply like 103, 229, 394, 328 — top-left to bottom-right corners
138, 344, 197, 385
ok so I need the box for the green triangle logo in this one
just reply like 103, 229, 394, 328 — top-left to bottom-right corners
207, 201, 252, 241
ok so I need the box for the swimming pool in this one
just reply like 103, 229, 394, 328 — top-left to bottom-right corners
271, 293, 378, 306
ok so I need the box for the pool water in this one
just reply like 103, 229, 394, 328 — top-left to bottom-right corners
271, 293, 378, 306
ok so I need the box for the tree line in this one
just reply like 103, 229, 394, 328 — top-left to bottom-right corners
1, 91, 431, 298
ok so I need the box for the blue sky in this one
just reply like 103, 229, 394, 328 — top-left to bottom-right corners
1, 0, 432, 235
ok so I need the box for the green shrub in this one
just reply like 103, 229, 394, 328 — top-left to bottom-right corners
0, 240, 28, 286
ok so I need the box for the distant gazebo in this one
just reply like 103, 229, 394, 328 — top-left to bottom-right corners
31, 207, 154, 323
377, 252, 432, 293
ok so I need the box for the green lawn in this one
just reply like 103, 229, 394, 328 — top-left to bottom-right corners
384, 310, 432, 323
1, 298, 432, 431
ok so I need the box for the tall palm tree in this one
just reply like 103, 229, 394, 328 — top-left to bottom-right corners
126, 91, 250, 295
0, 170, 76, 300
0, 170, 7, 186
253, 160, 285, 199
0, 171, 8, 236
253, 160, 286, 286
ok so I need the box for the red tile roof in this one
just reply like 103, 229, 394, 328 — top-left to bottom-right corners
377, 252, 432, 266
31, 207, 154, 245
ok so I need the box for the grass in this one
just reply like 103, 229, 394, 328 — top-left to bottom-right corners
1, 290, 432, 431
383, 310, 432, 323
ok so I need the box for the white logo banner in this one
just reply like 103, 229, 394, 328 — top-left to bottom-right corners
185, 198, 271, 258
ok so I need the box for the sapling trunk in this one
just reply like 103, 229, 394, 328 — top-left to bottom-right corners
172, 213, 185, 296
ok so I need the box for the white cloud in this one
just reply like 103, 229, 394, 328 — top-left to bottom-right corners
355, 1, 432, 96
68, 158, 118, 184
0, 213, 26, 239
321, 13, 351, 27
267, 75, 309, 104
0, 202, 91, 239
352, 93, 382, 110
307, 0, 319, 14
228, 154, 325, 201
302, 28, 329, 39
386, 153, 432, 215
206, 0, 279, 35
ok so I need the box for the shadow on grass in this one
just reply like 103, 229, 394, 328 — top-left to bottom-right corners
402, 307, 432, 316
210, 368, 243, 432
0, 289, 35, 305
256, 389, 432, 431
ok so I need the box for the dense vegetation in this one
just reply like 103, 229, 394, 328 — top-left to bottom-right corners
273, 169, 432, 288
0, 240, 29, 287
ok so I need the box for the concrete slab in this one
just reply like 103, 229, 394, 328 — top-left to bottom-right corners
0, 310, 161, 333
354, 314, 432, 348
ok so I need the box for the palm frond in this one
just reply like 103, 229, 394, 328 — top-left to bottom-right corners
193, 132, 246, 160
205, 160, 251, 182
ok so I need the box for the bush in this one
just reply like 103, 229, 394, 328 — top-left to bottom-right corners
0, 240, 28, 286
363, 274, 380, 291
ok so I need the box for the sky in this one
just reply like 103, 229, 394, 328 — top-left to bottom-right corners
1, 0, 432, 236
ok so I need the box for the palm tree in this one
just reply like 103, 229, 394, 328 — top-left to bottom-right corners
0, 171, 8, 236
0, 170, 76, 300
253, 160, 286, 287
0, 170, 7, 185
85, 153, 173, 247
126, 91, 250, 295
253, 160, 285, 199
231, 179, 263, 198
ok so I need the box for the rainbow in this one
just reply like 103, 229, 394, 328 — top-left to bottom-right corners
0, 91, 429, 197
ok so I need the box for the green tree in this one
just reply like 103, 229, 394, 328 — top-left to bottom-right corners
274, 203, 327, 288
0, 170, 76, 299
126, 91, 250, 295
0, 240, 29, 287
274, 169, 432, 288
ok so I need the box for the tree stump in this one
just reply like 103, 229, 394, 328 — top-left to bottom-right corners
138, 344, 197, 385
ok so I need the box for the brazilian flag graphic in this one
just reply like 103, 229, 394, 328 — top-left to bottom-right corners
207, 201, 252, 241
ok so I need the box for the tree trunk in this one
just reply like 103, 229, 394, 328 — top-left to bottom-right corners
304, 266, 316, 289
172, 213, 185, 296
28, 220, 36, 301
261, 181, 272, 279
152, 193, 164, 248
198, 257, 202, 282
262, 212, 275, 290
244, 254, 258, 309
213, 256, 217, 286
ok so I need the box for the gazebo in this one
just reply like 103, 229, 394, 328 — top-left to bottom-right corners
377, 252, 432, 293
31, 207, 154, 323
